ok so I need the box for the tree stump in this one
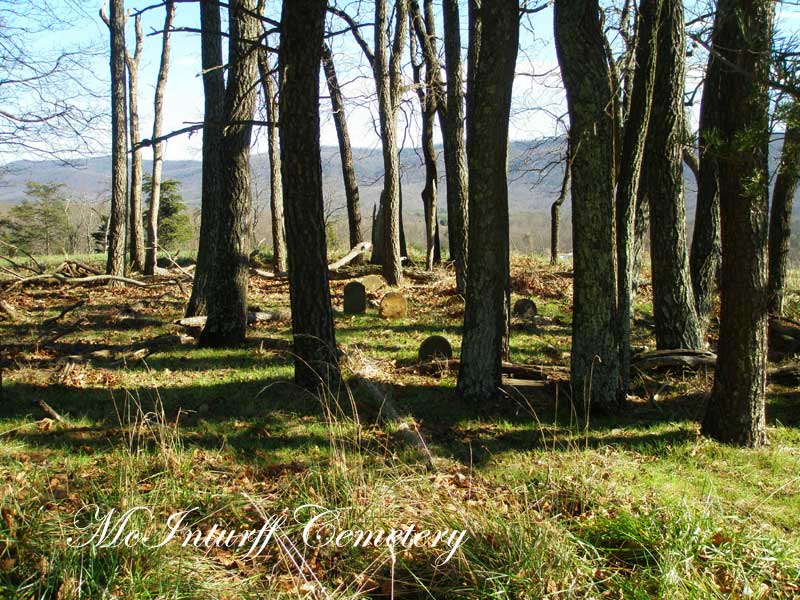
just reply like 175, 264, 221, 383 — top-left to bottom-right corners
512, 298, 537, 320
343, 281, 367, 314
379, 291, 408, 319
360, 274, 386, 293
418, 335, 453, 362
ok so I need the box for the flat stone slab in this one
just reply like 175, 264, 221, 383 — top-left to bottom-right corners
343, 281, 367, 314
360, 274, 387, 293
418, 335, 453, 362
379, 291, 408, 319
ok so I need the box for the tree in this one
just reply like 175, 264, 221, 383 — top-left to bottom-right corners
258, 46, 288, 273
105, 0, 127, 281
702, 0, 774, 448
142, 176, 191, 251
644, 0, 702, 350
442, 0, 469, 293
186, 0, 225, 317
322, 44, 364, 259
198, 0, 260, 348
126, 14, 145, 272
409, 0, 441, 270
457, 0, 518, 402
767, 102, 800, 316
555, 0, 620, 413
280, 0, 340, 389
374, 0, 407, 285
616, 0, 661, 393
3, 182, 73, 255
690, 26, 723, 329
144, 0, 176, 276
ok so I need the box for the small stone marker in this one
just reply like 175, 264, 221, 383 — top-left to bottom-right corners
343, 281, 367, 314
418, 335, 453, 362
513, 298, 538, 320
360, 274, 386, 293
379, 291, 408, 319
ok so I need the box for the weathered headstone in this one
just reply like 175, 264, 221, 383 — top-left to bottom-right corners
418, 335, 453, 362
360, 274, 386, 293
343, 281, 367, 314
379, 291, 408, 319
513, 298, 538, 320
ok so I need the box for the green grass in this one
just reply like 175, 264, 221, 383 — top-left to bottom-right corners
0, 254, 798, 598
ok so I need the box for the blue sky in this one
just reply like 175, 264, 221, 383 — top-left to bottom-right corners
7, 1, 800, 162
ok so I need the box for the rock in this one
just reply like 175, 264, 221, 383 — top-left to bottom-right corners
343, 281, 367, 314
513, 298, 537, 320
379, 291, 408, 319
418, 335, 453, 362
360, 274, 386, 293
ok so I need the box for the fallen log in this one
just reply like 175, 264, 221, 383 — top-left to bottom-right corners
769, 316, 800, 357
174, 310, 289, 330
632, 349, 717, 372
3, 273, 181, 291
403, 358, 570, 381
769, 363, 800, 387
251, 242, 373, 279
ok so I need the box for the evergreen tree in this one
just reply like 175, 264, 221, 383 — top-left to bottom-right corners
142, 176, 192, 251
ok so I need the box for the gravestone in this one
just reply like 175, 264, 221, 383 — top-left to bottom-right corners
343, 281, 367, 314
513, 298, 538, 320
360, 274, 386, 293
418, 335, 453, 362
379, 291, 408, 319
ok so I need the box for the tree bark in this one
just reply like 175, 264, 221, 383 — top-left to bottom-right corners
106, 0, 127, 281
442, 0, 469, 293
767, 106, 800, 316
702, 0, 773, 448
198, 0, 259, 348
280, 0, 340, 389
550, 142, 573, 265
457, 0, 518, 403
125, 14, 145, 272
409, 2, 439, 270
186, 0, 225, 318
374, 0, 407, 286
555, 0, 620, 413
258, 48, 288, 273
144, 0, 176, 276
645, 0, 703, 350
616, 0, 661, 394
322, 44, 364, 260
690, 33, 723, 328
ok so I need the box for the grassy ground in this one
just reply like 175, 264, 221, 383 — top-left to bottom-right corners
0, 254, 798, 599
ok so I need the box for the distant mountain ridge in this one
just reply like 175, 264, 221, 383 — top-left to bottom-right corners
1, 139, 797, 222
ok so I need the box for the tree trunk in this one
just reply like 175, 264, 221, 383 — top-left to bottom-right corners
198, 0, 259, 348
374, 0, 407, 286
457, 0, 517, 403
702, 0, 773, 448
280, 0, 340, 389
409, 4, 439, 271
144, 0, 175, 276
258, 48, 287, 273
442, 0, 469, 293
645, 0, 702, 350
767, 107, 800, 316
550, 142, 573, 265
126, 14, 145, 272
690, 35, 723, 328
615, 0, 661, 393
186, 0, 225, 318
555, 0, 620, 413
322, 44, 364, 260
106, 0, 127, 281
